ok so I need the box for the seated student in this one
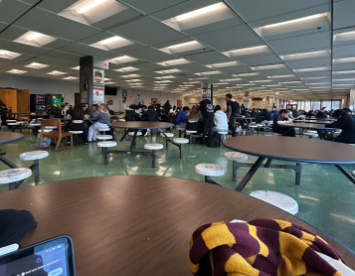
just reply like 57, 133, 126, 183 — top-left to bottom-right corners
213, 105, 228, 133
316, 107, 328, 118
250, 108, 261, 123
175, 106, 189, 127
326, 109, 355, 144
186, 105, 203, 133
139, 105, 147, 115
260, 109, 272, 122
88, 105, 110, 142
141, 105, 159, 136
125, 105, 140, 121
273, 109, 296, 137
66, 103, 88, 145
306, 110, 314, 117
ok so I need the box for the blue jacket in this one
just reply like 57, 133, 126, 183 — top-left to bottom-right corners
271, 109, 278, 118
176, 111, 188, 125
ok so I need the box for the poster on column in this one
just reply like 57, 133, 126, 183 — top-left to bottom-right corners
93, 67, 105, 104
93, 85, 104, 104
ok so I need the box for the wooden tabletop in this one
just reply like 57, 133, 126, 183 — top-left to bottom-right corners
223, 136, 355, 164
0, 176, 353, 274
305, 117, 333, 121
284, 123, 338, 130
0, 132, 24, 145
109, 121, 174, 129
295, 120, 334, 124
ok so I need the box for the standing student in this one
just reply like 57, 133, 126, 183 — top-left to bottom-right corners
200, 98, 214, 144
272, 109, 295, 137
271, 106, 278, 118
226, 94, 241, 137
88, 105, 110, 142
326, 109, 355, 144
163, 100, 171, 114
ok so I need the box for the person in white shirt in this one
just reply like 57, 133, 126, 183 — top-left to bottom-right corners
213, 105, 228, 132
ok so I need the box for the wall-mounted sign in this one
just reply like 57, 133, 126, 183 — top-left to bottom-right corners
122, 89, 127, 97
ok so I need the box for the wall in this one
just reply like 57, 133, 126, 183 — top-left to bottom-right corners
0, 73, 183, 111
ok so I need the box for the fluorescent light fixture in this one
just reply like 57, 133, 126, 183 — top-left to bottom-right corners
333, 78, 355, 81
25, 62, 49, 69
261, 13, 327, 29
63, 76, 78, 80
262, 84, 282, 87
195, 71, 221, 76
115, 66, 139, 73
168, 41, 198, 49
26, 32, 42, 41
215, 82, 229, 85
158, 58, 189, 67
301, 77, 329, 80
121, 74, 141, 79
225, 45, 268, 57
7, 69, 26, 74
240, 84, 255, 86
267, 75, 295, 79
294, 67, 330, 72
221, 78, 242, 82
47, 70, 66, 76
234, 73, 259, 77
71, 66, 80, 70
72, 0, 107, 15
109, 55, 137, 64
250, 80, 273, 83
172, 3, 224, 22
0, 49, 21, 60
251, 64, 285, 71
100, 36, 122, 45
104, 78, 111, 81
333, 57, 355, 63
125, 79, 142, 83
183, 81, 200, 84
292, 89, 310, 91
307, 82, 330, 85
279, 81, 303, 84
281, 50, 330, 61
206, 61, 238, 69
156, 69, 182, 74
332, 70, 355, 75
155, 76, 176, 80
335, 30, 355, 37
154, 80, 173, 83
105, 82, 116, 85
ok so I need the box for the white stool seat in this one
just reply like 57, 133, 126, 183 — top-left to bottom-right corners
218, 132, 228, 135
6, 120, 16, 122
98, 141, 117, 148
20, 151, 49, 161
99, 128, 110, 132
97, 135, 113, 140
186, 130, 198, 134
144, 143, 163, 150
224, 152, 248, 162
17, 121, 26, 124
129, 132, 142, 136
256, 124, 263, 127
38, 129, 53, 133
304, 133, 318, 138
30, 124, 41, 126
160, 133, 174, 138
69, 131, 84, 134
45, 126, 57, 129
118, 119, 125, 122
195, 164, 225, 177
352, 171, 355, 177
249, 125, 258, 128
0, 168, 32, 184
173, 138, 189, 144
305, 130, 317, 134
7, 123, 19, 125
250, 190, 299, 215
176, 127, 186, 131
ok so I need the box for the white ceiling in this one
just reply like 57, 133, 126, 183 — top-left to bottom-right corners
0, 0, 353, 100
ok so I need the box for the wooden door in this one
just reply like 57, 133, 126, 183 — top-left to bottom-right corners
0, 89, 17, 113
177, 100, 182, 108
17, 89, 30, 113
75, 93, 81, 105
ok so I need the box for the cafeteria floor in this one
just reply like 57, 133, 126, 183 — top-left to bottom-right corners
1, 129, 355, 252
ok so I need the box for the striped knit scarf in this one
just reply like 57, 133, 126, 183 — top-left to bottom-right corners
189, 219, 345, 276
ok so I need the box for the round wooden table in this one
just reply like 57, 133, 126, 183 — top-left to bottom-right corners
282, 123, 338, 139
0, 132, 24, 168
223, 136, 355, 190
109, 121, 174, 130
0, 176, 353, 274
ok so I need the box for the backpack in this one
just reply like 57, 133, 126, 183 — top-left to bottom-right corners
231, 101, 241, 116
206, 133, 221, 148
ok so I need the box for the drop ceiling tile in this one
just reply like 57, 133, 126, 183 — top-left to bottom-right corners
0, 38, 49, 56
130, 62, 165, 70
0, 0, 32, 24
125, 47, 173, 62
333, 63, 355, 71
14, 8, 101, 41
184, 18, 244, 36
109, 17, 187, 46
333, 44, 355, 59
195, 24, 262, 51
37, 0, 78, 13
20, 0, 41, 5
92, 9, 143, 30
60, 43, 115, 58
334, 0, 355, 30
236, 53, 283, 66
218, 65, 252, 74
226, 0, 329, 23
184, 51, 232, 65
174, 63, 210, 72
286, 57, 330, 69
119, 0, 186, 14
41, 50, 80, 62
0, 26, 28, 41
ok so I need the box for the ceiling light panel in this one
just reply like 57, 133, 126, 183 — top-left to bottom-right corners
195, 71, 221, 76
63, 76, 79, 80
234, 72, 259, 77
115, 66, 139, 73
206, 61, 238, 69
71, 0, 108, 15
125, 79, 143, 83
332, 70, 355, 75
155, 76, 176, 80
251, 64, 286, 71
121, 74, 141, 79
224, 45, 269, 58
281, 50, 330, 61
0, 50, 21, 60
267, 74, 296, 79
334, 30, 355, 43
108, 55, 137, 65
47, 71, 67, 76
90, 36, 133, 51
14, 31, 57, 47
25, 62, 49, 69
260, 13, 328, 29
71, 66, 80, 70
154, 80, 173, 83
294, 67, 330, 72
7, 69, 27, 74
158, 59, 190, 67
160, 41, 204, 54
333, 57, 355, 63
155, 69, 182, 74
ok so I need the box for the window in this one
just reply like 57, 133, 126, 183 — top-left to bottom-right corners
312, 101, 320, 110
322, 101, 331, 110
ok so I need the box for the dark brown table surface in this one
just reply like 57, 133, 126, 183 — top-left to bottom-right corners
305, 117, 333, 121
0, 176, 354, 274
109, 121, 174, 129
0, 132, 24, 145
285, 123, 338, 130
223, 136, 355, 164
302, 120, 335, 124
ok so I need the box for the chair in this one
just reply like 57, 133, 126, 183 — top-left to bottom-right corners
98, 141, 117, 165
144, 143, 163, 168
250, 190, 298, 215
38, 119, 73, 151
224, 152, 248, 181
173, 138, 189, 159
0, 168, 32, 190
19, 151, 49, 185
195, 164, 224, 186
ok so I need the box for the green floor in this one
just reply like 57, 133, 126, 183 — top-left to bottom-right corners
1, 129, 355, 253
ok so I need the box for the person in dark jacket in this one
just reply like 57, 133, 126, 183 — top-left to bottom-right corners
141, 105, 159, 136
273, 109, 295, 137
316, 107, 328, 118
163, 100, 171, 114
250, 108, 261, 123
125, 105, 140, 121
306, 110, 314, 117
260, 109, 272, 121
200, 98, 214, 144
326, 109, 355, 144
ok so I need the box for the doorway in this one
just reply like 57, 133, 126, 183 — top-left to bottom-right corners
177, 100, 182, 108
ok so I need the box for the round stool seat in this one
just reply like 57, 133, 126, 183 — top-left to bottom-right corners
20, 151, 49, 161
30, 124, 41, 126
7, 123, 19, 125
305, 130, 317, 134
218, 132, 228, 135
186, 130, 198, 134
224, 152, 248, 162
304, 133, 318, 138
99, 128, 110, 132
45, 126, 57, 129
195, 164, 225, 177
98, 141, 117, 148
38, 129, 53, 133
173, 138, 189, 144
249, 125, 258, 128
250, 190, 298, 215
160, 133, 174, 138
129, 132, 142, 136
97, 135, 113, 140
256, 124, 263, 127
144, 143, 163, 150
69, 131, 84, 134
6, 120, 16, 122
17, 121, 26, 124
118, 119, 125, 122
0, 168, 32, 184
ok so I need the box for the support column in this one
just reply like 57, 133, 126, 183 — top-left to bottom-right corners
243, 92, 250, 109
201, 81, 213, 104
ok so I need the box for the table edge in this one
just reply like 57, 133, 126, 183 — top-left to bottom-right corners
0, 133, 24, 145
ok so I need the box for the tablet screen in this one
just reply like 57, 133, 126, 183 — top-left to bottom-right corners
0, 236, 75, 276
